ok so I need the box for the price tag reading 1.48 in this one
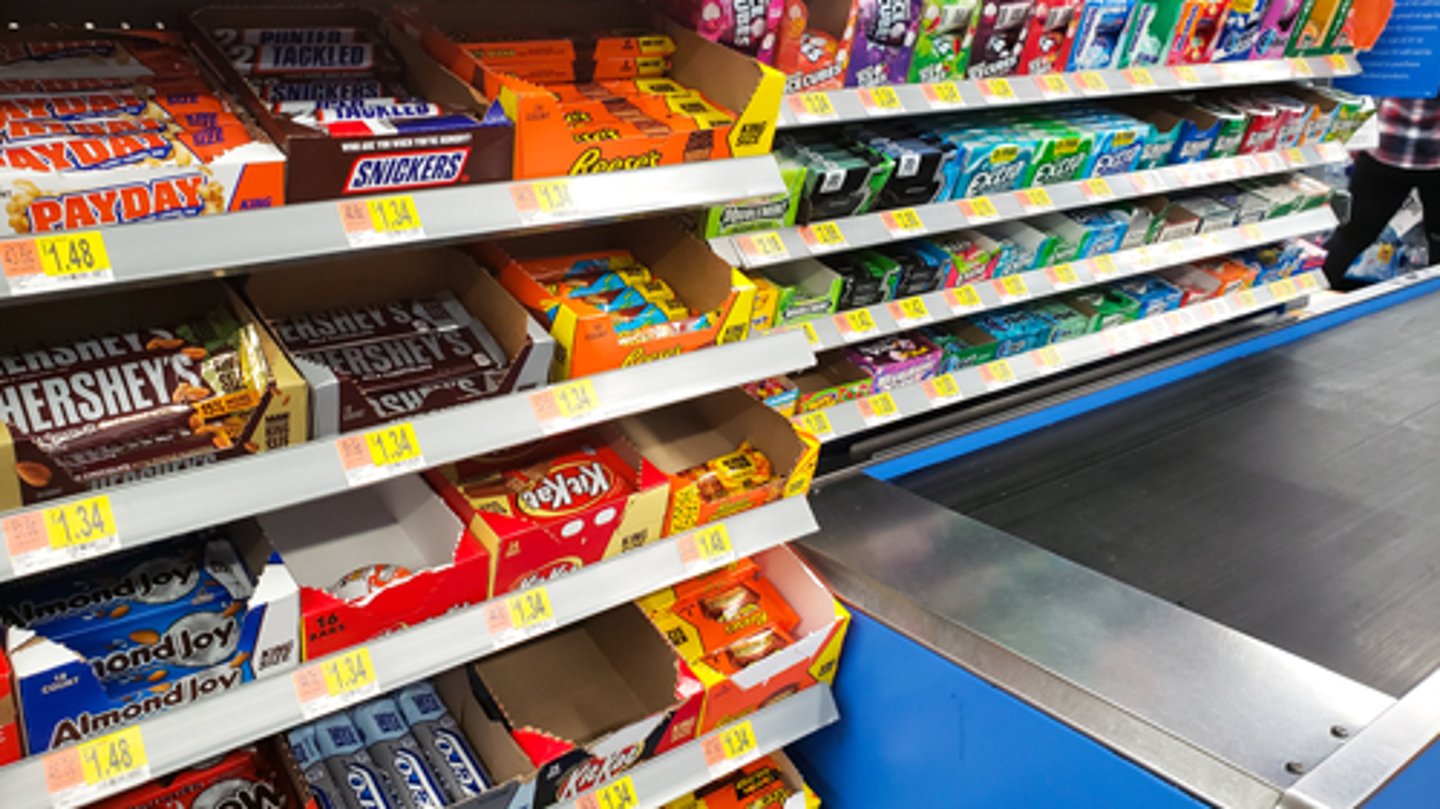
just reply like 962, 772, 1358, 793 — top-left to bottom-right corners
337, 421, 425, 486
487, 586, 557, 649
46, 726, 150, 808
2, 231, 115, 295
679, 523, 734, 570
531, 379, 602, 434
4, 494, 120, 576
340, 194, 425, 247
577, 776, 640, 809
293, 646, 380, 719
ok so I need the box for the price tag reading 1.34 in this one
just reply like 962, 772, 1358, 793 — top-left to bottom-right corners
511, 180, 579, 225
293, 647, 380, 720
46, 726, 150, 808
3, 495, 120, 576
703, 720, 760, 775
340, 195, 425, 247
531, 379, 602, 435
487, 586, 557, 649
1, 231, 114, 295
337, 421, 425, 486
577, 777, 640, 809
679, 523, 735, 571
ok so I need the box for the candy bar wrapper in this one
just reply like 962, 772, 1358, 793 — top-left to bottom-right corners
295, 323, 505, 393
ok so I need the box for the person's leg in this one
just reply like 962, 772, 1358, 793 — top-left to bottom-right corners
1410, 166, 1440, 267
1323, 153, 1416, 289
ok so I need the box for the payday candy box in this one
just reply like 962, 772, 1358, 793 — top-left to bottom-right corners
0, 29, 286, 237
396, 0, 785, 178
187, 6, 513, 202
427, 428, 669, 597
6, 523, 300, 753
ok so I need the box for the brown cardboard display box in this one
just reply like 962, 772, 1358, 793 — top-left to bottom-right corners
243, 245, 553, 437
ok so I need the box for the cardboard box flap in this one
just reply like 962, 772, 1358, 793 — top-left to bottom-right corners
257, 475, 466, 589
436, 667, 535, 783
5, 628, 83, 678
618, 389, 804, 479
472, 607, 677, 743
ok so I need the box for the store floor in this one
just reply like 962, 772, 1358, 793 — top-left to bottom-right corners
900, 289, 1440, 697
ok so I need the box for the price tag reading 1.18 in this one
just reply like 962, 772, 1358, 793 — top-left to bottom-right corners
337, 421, 425, 486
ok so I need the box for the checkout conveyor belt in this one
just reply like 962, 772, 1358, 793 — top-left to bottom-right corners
794, 279, 1440, 808
900, 286, 1440, 698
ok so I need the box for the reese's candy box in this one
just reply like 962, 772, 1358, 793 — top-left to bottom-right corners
664, 757, 798, 809
647, 559, 801, 676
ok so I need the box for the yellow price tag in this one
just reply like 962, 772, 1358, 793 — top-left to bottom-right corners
77, 727, 147, 787
1283, 147, 1307, 166
1241, 223, 1263, 242
503, 586, 555, 631
343, 195, 425, 244
1124, 67, 1156, 88
736, 231, 790, 263
366, 194, 421, 231
364, 421, 422, 468
790, 92, 838, 122
957, 195, 1000, 222
882, 207, 926, 236
801, 221, 848, 250
680, 523, 733, 568
45, 725, 150, 805
35, 231, 112, 277
889, 295, 931, 325
1237, 289, 1259, 308
858, 391, 900, 425
1172, 65, 1201, 85
1036, 346, 1064, 369
1016, 187, 1053, 211
1296, 273, 1320, 291
995, 274, 1029, 299
1289, 57, 1315, 77
981, 359, 1017, 388
799, 321, 822, 347
578, 776, 640, 809
1081, 177, 1114, 200
837, 308, 879, 340
44, 495, 116, 551
923, 81, 965, 108
1048, 263, 1079, 288
713, 720, 758, 762
797, 410, 834, 439
1090, 254, 1118, 277
1326, 54, 1350, 71
945, 284, 982, 312
1077, 72, 1108, 93
981, 78, 1016, 100
321, 647, 376, 696
530, 379, 600, 433
861, 85, 903, 114
1269, 279, 1298, 298
1037, 74, 1072, 97
923, 373, 962, 405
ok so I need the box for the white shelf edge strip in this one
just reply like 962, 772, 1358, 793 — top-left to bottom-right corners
774, 207, 1338, 352
0, 155, 786, 303
777, 55, 1358, 128
796, 270, 1326, 443
716, 142, 1351, 269
0, 329, 816, 581
0, 496, 820, 808
556, 684, 840, 809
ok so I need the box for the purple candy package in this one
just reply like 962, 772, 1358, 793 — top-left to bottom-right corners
672, 0, 788, 62
846, 0, 924, 86
846, 333, 943, 391
967, 0, 1036, 78
1251, 0, 1303, 57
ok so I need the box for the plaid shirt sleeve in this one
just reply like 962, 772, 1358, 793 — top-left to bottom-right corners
1374, 97, 1440, 170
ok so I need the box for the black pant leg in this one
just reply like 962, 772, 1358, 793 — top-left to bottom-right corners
1409, 165, 1440, 267
1323, 153, 1417, 287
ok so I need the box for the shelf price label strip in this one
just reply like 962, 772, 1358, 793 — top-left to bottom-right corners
486, 586, 557, 649
530, 379, 603, 435
3, 495, 119, 577
340, 194, 425, 247
336, 421, 425, 486
45, 726, 149, 808
293, 646, 380, 720
678, 523, 735, 571
1, 231, 113, 295
702, 720, 761, 776
577, 776, 640, 809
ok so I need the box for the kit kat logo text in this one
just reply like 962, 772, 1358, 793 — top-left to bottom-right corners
344, 148, 469, 193
516, 461, 617, 519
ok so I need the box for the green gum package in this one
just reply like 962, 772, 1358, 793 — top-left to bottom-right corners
703, 153, 807, 238
909, 0, 983, 82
